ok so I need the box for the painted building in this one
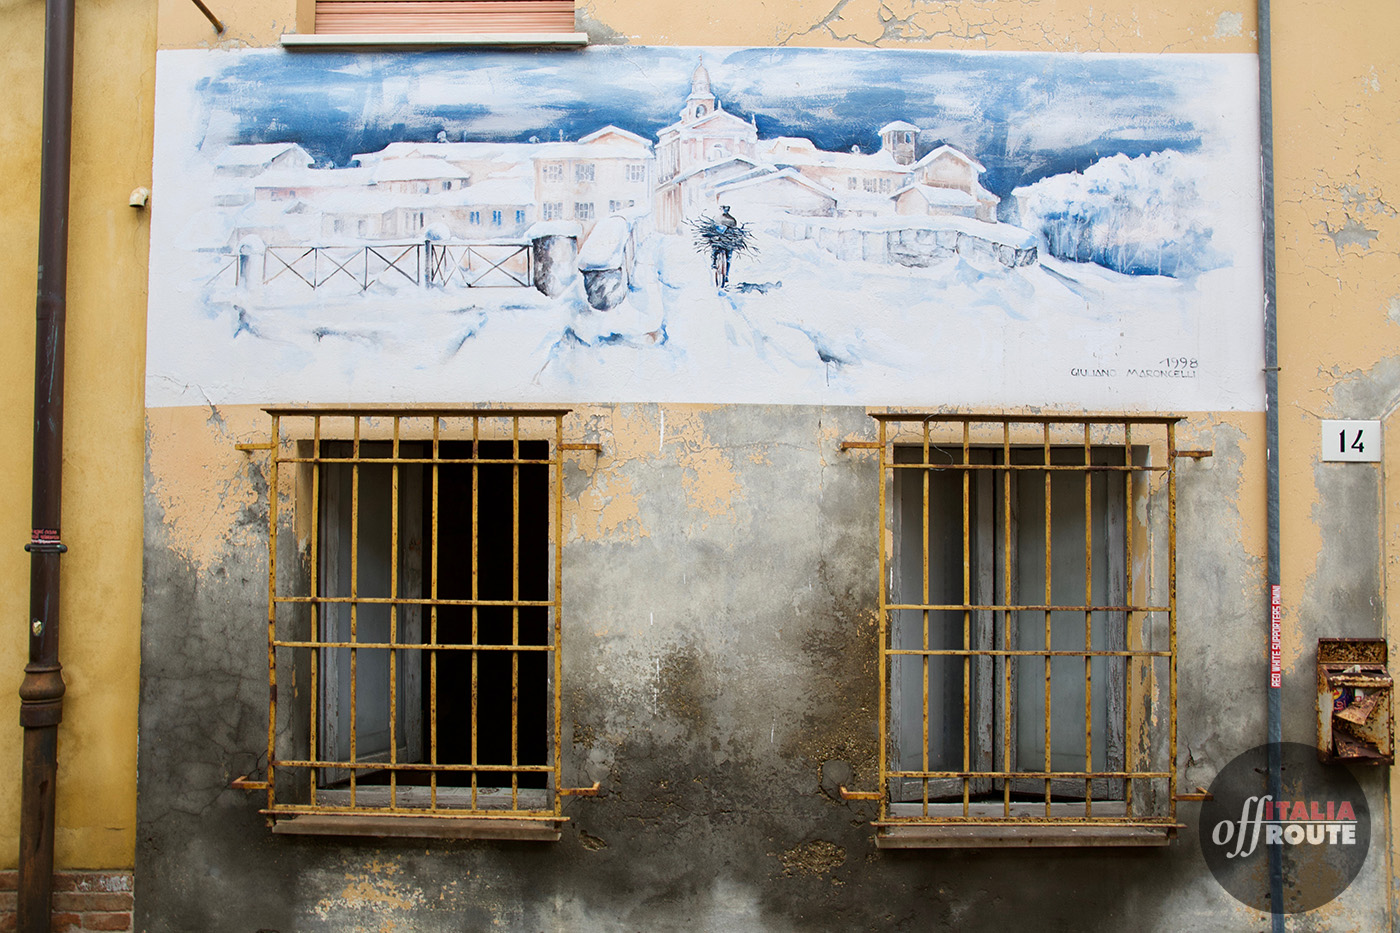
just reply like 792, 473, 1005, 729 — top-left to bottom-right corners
3, 3, 1400, 933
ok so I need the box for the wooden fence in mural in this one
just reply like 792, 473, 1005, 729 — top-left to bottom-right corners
212, 241, 535, 292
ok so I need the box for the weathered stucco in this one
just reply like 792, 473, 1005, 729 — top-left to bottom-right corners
132, 0, 1400, 927
141, 403, 1370, 932
0, 0, 1390, 926
154, 0, 1260, 52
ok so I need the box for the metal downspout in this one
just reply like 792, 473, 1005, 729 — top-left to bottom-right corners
18, 0, 75, 931
1257, 0, 1284, 929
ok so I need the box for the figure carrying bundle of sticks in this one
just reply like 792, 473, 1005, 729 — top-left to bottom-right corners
688, 206, 755, 289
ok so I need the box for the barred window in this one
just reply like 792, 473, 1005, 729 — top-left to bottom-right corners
253, 408, 596, 839
863, 415, 1182, 848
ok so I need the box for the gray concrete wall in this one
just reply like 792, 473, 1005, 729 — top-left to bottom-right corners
136, 404, 1389, 932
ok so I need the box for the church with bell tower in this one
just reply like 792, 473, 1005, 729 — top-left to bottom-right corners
655, 59, 759, 183
654, 59, 762, 231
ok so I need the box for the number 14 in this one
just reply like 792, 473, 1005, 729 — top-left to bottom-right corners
1321, 420, 1382, 462
1339, 429, 1367, 454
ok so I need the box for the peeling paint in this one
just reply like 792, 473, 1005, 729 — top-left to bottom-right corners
1363, 65, 1383, 95
566, 470, 650, 543
1320, 215, 1382, 254
1212, 11, 1244, 39
309, 860, 429, 931
575, 5, 629, 44
145, 405, 268, 570
778, 839, 846, 876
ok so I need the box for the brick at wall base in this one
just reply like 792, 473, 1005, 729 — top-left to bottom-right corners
0, 871, 133, 933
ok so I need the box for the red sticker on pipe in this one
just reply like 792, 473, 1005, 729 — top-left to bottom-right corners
1270, 584, 1282, 688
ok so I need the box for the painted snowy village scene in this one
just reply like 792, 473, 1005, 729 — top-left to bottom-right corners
147, 47, 1263, 409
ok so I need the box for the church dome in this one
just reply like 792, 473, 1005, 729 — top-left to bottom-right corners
690, 60, 712, 97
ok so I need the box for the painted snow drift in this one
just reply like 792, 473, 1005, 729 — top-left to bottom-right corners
147, 46, 1264, 410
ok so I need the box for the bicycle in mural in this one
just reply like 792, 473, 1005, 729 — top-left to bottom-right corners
689, 206, 754, 289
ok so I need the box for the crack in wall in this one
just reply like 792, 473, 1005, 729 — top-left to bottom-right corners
774, 0, 1167, 52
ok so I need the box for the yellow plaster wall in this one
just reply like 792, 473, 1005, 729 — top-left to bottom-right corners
1266, 4, 1400, 912
155, 0, 1259, 52
1273, 5, 1400, 598
0, 0, 156, 869
123, 0, 1400, 907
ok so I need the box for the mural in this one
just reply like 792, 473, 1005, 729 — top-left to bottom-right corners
147, 47, 1263, 409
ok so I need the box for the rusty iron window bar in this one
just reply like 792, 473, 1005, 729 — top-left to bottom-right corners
250, 407, 597, 835
863, 414, 1183, 841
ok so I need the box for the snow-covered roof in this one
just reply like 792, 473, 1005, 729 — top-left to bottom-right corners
911, 144, 986, 173
251, 165, 373, 191
657, 105, 757, 139
664, 154, 765, 186
214, 143, 313, 169
352, 140, 539, 167
528, 140, 652, 160
578, 125, 653, 148
460, 175, 535, 203
712, 167, 837, 202
754, 136, 906, 172
761, 137, 819, 154
879, 121, 920, 135
895, 184, 978, 209
711, 167, 779, 188
795, 149, 904, 172
373, 158, 472, 183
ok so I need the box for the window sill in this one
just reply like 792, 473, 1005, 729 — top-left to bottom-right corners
874, 822, 1178, 849
271, 813, 565, 841
280, 32, 590, 49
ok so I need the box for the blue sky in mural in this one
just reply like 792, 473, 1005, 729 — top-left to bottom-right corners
195, 46, 1223, 198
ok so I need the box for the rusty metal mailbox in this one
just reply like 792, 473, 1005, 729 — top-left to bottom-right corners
1317, 638, 1393, 765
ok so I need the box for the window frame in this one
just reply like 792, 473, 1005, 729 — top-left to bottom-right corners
866, 414, 1182, 847
254, 407, 597, 839
284, 0, 589, 48
888, 444, 1131, 807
